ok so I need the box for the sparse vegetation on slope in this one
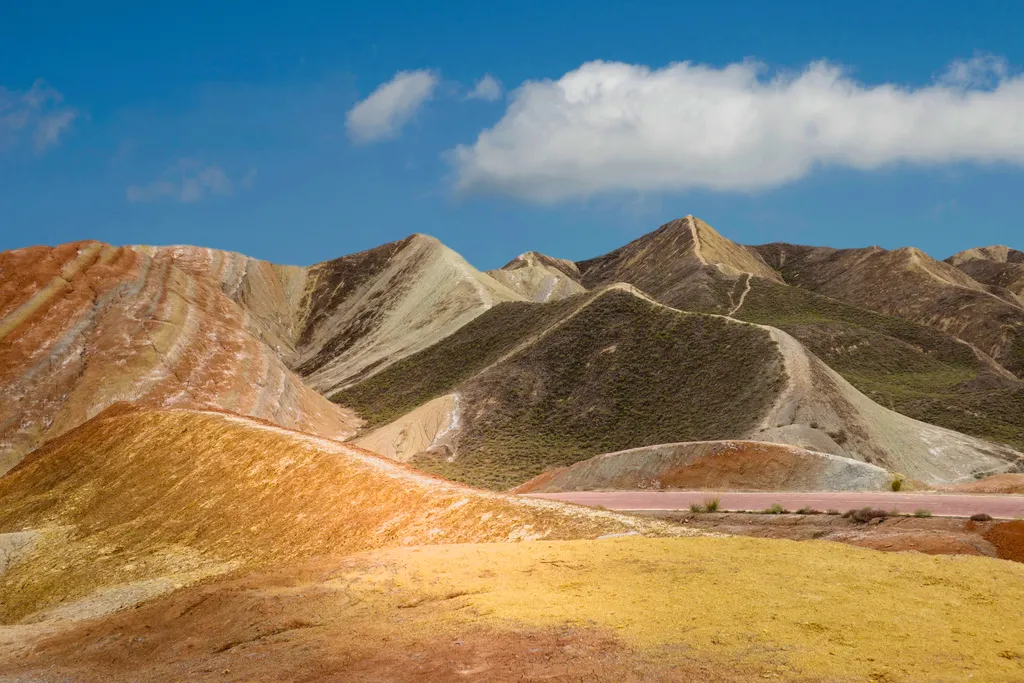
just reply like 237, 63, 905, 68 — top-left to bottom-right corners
332, 292, 594, 427
337, 289, 785, 489
734, 280, 1024, 452
412, 291, 785, 489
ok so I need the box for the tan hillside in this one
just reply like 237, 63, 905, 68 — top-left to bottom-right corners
514, 440, 892, 493
753, 241, 1024, 377
293, 234, 525, 394
947, 244, 1024, 303
577, 216, 782, 314
337, 286, 1022, 488
0, 242, 357, 475
0, 404, 679, 624
487, 251, 586, 301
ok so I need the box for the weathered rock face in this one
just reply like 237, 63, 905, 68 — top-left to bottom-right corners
0, 242, 358, 475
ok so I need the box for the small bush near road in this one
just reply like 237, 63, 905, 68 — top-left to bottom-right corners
702, 497, 721, 513
844, 507, 889, 523
890, 476, 904, 492
913, 509, 932, 518
689, 502, 703, 513
765, 503, 787, 514
826, 509, 841, 515
970, 513, 993, 522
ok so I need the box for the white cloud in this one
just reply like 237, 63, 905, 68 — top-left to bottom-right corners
346, 69, 438, 143
453, 58, 1024, 202
467, 74, 502, 102
939, 54, 1008, 89
0, 79, 78, 152
127, 160, 254, 203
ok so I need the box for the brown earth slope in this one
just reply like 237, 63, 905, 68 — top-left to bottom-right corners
0, 242, 358, 474
0, 403, 678, 624
753, 241, 1024, 377
947, 245, 1024, 304
577, 216, 782, 314
0, 235, 531, 472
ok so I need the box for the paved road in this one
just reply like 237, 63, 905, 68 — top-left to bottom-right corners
525, 491, 1024, 518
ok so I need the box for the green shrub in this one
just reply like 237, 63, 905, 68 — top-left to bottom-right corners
765, 503, 786, 515
689, 502, 703, 513
913, 509, 932, 518
890, 476, 904, 492
702, 497, 721, 513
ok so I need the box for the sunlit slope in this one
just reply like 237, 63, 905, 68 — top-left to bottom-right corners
487, 251, 587, 302
294, 234, 525, 393
0, 404, 675, 623
10, 536, 1024, 682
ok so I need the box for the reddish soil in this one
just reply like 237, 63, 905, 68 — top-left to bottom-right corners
942, 474, 1024, 494
641, 511, 1024, 563
529, 490, 1024, 518
514, 440, 888, 494
984, 520, 1024, 563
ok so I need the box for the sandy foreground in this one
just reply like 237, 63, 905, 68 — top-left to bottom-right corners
3, 535, 1024, 682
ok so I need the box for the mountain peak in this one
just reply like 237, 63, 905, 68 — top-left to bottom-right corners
948, 245, 1023, 266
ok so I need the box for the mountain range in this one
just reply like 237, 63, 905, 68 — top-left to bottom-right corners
2, 216, 1022, 489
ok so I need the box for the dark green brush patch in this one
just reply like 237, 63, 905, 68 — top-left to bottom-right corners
331, 292, 595, 427
412, 291, 784, 490
736, 281, 1024, 452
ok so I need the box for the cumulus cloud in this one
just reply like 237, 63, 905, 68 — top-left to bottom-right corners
0, 79, 78, 152
452, 58, 1024, 202
467, 74, 503, 102
126, 160, 255, 203
346, 69, 439, 143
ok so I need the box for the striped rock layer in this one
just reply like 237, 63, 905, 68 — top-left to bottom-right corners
0, 241, 358, 474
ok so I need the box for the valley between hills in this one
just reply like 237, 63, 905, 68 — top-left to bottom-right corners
3, 216, 1024, 681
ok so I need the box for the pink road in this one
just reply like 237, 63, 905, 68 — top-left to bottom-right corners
525, 491, 1024, 519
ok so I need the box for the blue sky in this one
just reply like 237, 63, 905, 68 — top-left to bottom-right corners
2, 0, 1023, 269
